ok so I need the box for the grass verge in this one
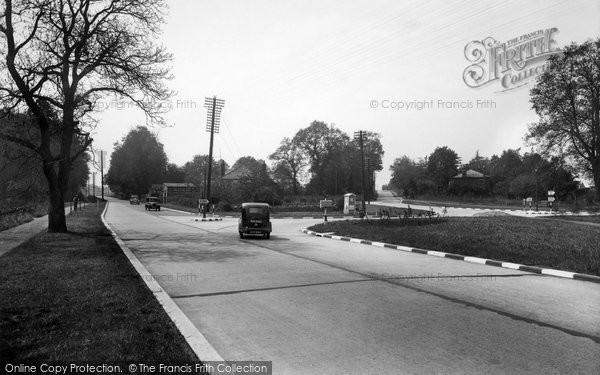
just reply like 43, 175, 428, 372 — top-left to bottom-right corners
0, 202, 199, 363
547, 215, 600, 224
308, 217, 600, 276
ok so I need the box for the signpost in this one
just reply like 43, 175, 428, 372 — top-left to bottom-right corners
320, 199, 333, 222
198, 198, 209, 216
548, 190, 556, 210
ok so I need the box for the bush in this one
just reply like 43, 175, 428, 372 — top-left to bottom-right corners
0, 210, 33, 231
217, 201, 233, 212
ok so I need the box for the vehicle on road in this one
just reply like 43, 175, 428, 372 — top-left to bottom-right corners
145, 197, 161, 211
239, 202, 272, 239
130, 194, 140, 205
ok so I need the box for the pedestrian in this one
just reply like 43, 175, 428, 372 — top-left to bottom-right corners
73, 194, 79, 211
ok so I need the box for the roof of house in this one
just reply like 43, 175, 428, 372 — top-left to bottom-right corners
453, 169, 488, 179
163, 182, 197, 188
223, 165, 253, 180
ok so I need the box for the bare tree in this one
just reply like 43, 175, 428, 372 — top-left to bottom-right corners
0, 0, 172, 232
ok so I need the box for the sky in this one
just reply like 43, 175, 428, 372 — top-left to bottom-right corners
91, 0, 600, 189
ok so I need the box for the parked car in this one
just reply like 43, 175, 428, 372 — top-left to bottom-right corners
238, 202, 271, 239
129, 194, 140, 205
145, 197, 161, 211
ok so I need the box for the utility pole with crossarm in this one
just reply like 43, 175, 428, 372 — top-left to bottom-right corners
354, 130, 366, 215
203, 96, 225, 218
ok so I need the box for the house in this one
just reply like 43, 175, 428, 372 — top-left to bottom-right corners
151, 182, 199, 203
222, 165, 254, 181
449, 169, 490, 194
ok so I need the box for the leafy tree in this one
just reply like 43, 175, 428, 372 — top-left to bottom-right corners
0, 0, 172, 232
521, 153, 578, 201
357, 131, 385, 200
183, 155, 221, 191
490, 149, 523, 183
269, 137, 307, 195
388, 156, 434, 198
528, 39, 600, 200
231, 156, 265, 172
229, 156, 279, 203
545, 157, 579, 200
361, 131, 385, 172
164, 163, 185, 183
106, 127, 167, 197
293, 121, 350, 194
427, 146, 460, 192
465, 150, 491, 175
509, 174, 537, 199
271, 162, 297, 196
289, 122, 384, 197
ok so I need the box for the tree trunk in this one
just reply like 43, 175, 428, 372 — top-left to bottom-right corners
593, 161, 600, 202
292, 170, 298, 196
43, 163, 67, 233
47, 181, 67, 232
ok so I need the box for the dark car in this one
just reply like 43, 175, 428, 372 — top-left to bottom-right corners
238, 202, 271, 239
145, 197, 161, 211
129, 194, 140, 205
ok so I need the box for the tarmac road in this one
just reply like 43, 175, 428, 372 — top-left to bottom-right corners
371, 190, 546, 217
104, 198, 600, 374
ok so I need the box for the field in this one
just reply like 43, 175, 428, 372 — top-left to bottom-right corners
308, 216, 600, 276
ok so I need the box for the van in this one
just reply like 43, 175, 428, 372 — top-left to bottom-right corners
238, 202, 272, 239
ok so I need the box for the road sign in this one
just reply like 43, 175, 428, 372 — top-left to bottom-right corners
320, 199, 333, 208
548, 190, 555, 196
198, 199, 209, 204
548, 197, 556, 202
526, 197, 533, 202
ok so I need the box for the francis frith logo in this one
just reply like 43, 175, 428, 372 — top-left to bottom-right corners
463, 28, 560, 92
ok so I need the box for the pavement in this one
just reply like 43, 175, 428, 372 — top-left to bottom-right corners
102, 197, 599, 374
0, 214, 48, 257
0, 202, 95, 257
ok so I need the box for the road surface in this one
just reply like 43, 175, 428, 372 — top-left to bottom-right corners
104, 198, 600, 374
371, 190, 548, 217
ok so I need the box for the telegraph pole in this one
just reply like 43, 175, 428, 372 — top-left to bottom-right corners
100, 150, 104, 201
354, 130, 366, 215
366, 156, 372, 204
203, 96, 225, 218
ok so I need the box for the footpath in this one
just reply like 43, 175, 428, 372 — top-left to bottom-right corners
0, 214, 48, 257
0, 201, 93, 257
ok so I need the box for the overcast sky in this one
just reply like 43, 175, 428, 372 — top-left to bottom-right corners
92, 0, 600, 189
